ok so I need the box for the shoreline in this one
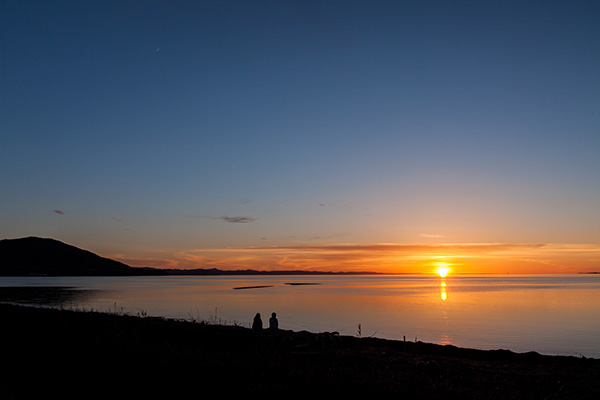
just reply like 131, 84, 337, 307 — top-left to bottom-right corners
1, 303, 598, 399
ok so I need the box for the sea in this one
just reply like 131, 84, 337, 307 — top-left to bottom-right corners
0, 274, 598, 358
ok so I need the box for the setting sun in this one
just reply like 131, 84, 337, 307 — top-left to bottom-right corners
436, 264, 451, 277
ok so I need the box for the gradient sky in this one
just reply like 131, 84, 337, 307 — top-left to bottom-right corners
2, 1, 599, 274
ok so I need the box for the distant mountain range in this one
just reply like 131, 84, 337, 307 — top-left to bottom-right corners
161, 268, 378, 276
0, 237, 379, 276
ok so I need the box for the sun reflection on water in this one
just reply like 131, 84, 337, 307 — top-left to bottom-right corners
439, 332, 452, 346
440, 278, 447, 301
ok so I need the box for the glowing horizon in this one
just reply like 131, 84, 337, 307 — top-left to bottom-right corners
109, 242, 600, 275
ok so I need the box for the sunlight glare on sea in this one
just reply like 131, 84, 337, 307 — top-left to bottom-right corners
0, 274, 598, 358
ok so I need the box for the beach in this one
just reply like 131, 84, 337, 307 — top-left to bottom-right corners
0, 303, 598, 399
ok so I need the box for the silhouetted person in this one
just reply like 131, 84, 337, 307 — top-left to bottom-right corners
252, 313, 262, 330
269, 312, 279, 330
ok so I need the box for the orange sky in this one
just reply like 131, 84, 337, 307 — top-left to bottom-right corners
113, 243, 600, 274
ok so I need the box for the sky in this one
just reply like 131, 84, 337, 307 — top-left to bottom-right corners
1, 0, 599, 274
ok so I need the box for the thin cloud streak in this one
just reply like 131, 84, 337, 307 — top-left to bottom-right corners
219, 216, 255, 223
165, 243, 600, 274
239, 243, 550, 253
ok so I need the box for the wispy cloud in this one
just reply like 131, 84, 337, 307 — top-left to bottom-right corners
421, 233, 444, 238
53, 210, 65, 215
170, 243, 600, 273
190, 215, 256, 223
219, 216, 255, 223
240, 243, 549, 253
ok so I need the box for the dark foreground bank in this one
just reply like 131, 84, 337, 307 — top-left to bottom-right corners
0, 304, 598, 400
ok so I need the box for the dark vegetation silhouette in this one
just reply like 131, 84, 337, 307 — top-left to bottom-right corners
0, 303, 598, 400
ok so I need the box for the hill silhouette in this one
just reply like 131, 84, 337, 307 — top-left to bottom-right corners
0, 237, 164, 276
0, 236, 380, 276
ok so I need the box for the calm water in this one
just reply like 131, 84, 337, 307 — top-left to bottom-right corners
1, 274, 598, 358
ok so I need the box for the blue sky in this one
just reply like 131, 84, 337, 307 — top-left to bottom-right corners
1, 1, 599, 272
